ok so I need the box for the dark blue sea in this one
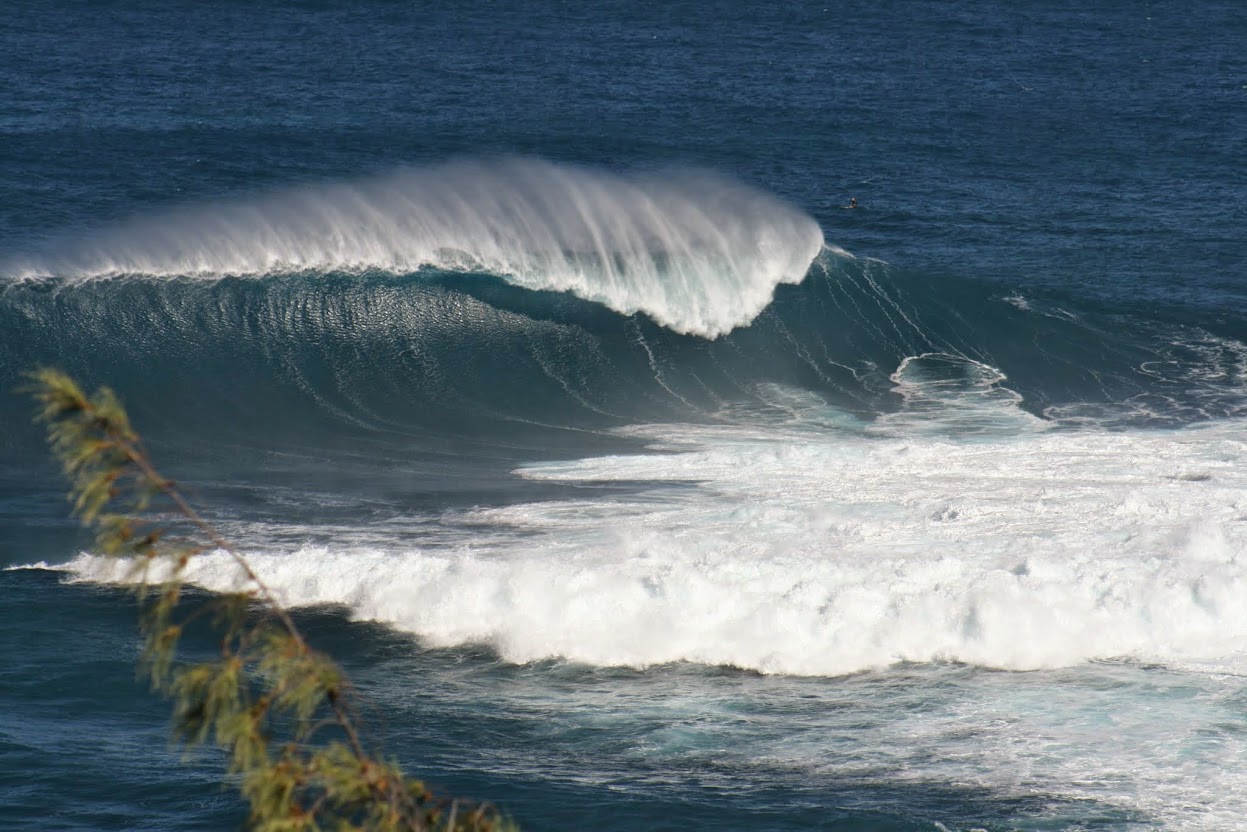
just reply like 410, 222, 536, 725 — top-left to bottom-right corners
2, 1, 1246, 829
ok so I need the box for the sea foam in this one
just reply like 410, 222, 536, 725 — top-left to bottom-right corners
58, 397, 1247, 678
7, 158, 825, 338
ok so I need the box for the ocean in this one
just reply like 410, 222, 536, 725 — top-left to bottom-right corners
2, 1, 1246, 829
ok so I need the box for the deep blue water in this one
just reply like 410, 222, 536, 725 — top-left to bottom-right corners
2, 2, 1246, 829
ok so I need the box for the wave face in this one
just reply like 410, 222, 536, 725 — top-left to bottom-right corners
8, 158, 824, 337
3, 249, 1244, 459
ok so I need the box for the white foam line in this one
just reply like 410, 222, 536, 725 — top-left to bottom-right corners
54, 406, 1247, 679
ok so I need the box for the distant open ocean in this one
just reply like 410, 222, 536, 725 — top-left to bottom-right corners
2, 1, 1246, 829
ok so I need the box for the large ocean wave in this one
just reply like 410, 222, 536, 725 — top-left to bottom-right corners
45, 416, 1247, 676
4, 158, 1244, 443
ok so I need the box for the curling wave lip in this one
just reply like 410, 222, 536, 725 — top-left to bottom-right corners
5, 157, 825, 338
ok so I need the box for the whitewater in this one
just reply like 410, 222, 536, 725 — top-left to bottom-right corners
45, 392, 1247, 678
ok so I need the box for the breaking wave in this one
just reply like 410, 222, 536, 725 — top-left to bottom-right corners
7, 158, 825, 337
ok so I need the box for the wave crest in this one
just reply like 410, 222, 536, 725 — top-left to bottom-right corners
9, 158, 825, 337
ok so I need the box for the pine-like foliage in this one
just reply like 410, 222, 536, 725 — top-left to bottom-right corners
28, 368, 515, 832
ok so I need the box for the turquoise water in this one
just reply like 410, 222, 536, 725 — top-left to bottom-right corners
2, 2, 1246, 829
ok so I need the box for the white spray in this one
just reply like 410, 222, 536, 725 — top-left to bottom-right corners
8, 158, 825, 338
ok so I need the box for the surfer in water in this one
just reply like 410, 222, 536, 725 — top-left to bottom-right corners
843, 197, 859, 209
